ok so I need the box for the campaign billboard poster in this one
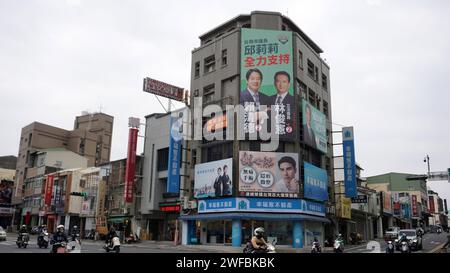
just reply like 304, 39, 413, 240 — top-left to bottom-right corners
167, 114, 182, 193
240, 28, 295, 139
194, 158, 233, 199
302, 100, 327, 153
239, 151, 299, 198
342, 127, 357, 198
303, 162, 328, 202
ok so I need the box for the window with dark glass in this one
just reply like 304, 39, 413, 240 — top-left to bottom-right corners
157, 148, 169, 171
307, 59, 314, 78
221, 49, 227, 66
298, 50, 303, 69
204, 55, 216, 74
322, 73, 328, 90
194, 61, 200, 77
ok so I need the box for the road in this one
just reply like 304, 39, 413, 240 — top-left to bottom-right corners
0, 234, 217, 253
344, 232, 448, 253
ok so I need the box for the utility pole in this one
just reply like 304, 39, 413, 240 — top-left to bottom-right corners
424, 155, 430, 176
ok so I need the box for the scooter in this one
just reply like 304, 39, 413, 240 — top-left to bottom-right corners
400, 241, 411, 253
386, 241, 395, 253
242, 242, 276, 253
37, 231, 49, 248
311, 241, 321, 253
334, 239, 344, 253
104, 236, 121, 253
16, 233, 29, 248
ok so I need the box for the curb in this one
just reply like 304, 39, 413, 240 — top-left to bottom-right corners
428, 243, 446, 253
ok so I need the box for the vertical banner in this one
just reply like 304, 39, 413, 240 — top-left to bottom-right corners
167, 113, 183, 193
124, 128, 138, 203
411, 195, 418, 217
240, 28, 295, 139
342, 127, 357, 198
44, 174, 54, 206
429, 196, 435, 213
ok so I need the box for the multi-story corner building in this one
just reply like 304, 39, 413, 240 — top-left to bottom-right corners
12, 112, 113, 229
179, 11, 334, 248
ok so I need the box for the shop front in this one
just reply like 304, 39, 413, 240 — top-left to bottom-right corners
180, 197, 329, 248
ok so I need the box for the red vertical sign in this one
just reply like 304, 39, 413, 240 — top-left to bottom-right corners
429, 196, 435, 213
44, 175, 54, 206
411, 195, 418, 217
124, 128, 138, 203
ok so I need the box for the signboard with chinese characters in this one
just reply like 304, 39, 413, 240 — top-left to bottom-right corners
197, 197, 325, 217
339, 197, 352, 219
239, 151, 299, 198
194, 158, 233, 198
124, 127, 138, 203
351, 195, 368, 203
44, 175, 54, 206
342, 127, 357, 198
383, 192, 393, 214
167, 113, 183, 193
411, 195, 419, 217
143, 77, 184, 101
240, 28, 296, 139
304, 162, 328, 201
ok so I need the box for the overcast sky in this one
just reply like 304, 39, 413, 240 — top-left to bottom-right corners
1, 0, 449, 203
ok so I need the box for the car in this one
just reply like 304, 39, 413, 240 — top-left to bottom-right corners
395, 229, 423, 251
0, 226, 6, 241
384, 226, 401, 241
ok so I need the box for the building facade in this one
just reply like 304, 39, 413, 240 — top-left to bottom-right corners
179, 11, 334, 248
12, 112, 113, 229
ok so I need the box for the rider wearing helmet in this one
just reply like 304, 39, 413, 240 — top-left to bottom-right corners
17, 224, 28, 241
51, 225, 68, 253
251, 227, 268, 253
399, 232, 408, 243
106, 226, 118, 246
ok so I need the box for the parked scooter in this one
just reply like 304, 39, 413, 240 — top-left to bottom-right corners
37, 231, 49, 248
386, 241, 395, 253
16, 233, 29, 248
104, 236, 121, 253
243, 241, 276, 253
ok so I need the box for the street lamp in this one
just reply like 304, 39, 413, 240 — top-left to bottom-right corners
423, 155, 430, 176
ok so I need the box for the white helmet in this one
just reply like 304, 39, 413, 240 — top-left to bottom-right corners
254, 227, 265, 236
57, 225, 65, 230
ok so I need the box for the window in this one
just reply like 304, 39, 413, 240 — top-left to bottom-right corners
308, 88, 316, 106
221, 49, 228, 66
323, 100, 329, 118
157, 148, 169, 171
307, 59, 314, 78
194, 62, 200, 77
191, 149, 197, 166
79, 138, 85, 155
298, 50, 303, 69
28, 133, 32, 147
203, 84, 215, 103
314, 67, 319, 82
204, 55, 216, 74
322, 73, 328, 90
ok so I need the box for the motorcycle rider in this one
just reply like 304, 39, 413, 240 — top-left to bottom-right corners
312, 237, 321, 252
17, 225, 28, 241
105, 226, 118, 248
71, 226, 80, 241
334, 233, 344, 252
38, 225, 48, 245
51, 225, 69, 253
251, 227, 268, 253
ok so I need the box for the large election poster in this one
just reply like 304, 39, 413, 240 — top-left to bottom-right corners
194, 158, 233, 199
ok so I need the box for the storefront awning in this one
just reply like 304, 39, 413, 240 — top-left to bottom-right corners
179, 212, 330, 223
107, 215, 131, 223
